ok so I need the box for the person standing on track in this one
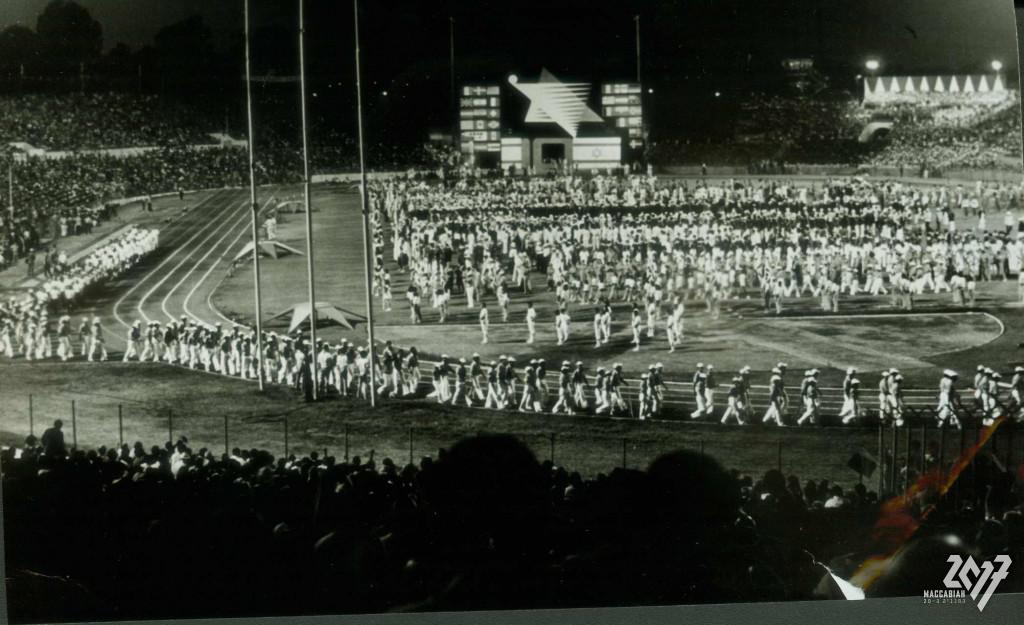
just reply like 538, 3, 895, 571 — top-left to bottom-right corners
1011, 366, 1024, 421
936, 369, 963, 430
88, 316, 108, 362
552, 363, 574, 415
651, 363, 666, 417
505, 356, 519, 407
630, 306, 643, 352
519, 364, 542, 413
497, 283, 510, 323
495, 356, 510, 407
762, 367, 785, 426
600, 304, 612, 346
776, 362, 790, 419
140, 321, 156, 362
609, 363, 628, 416
123, 320, 143, 362
721, 376, 746, 425
77, 316, 90, 357
537, 359, 550, 406
1, 320, 14, 358
452, 358, 472, 407
467, 353, 484, 402
645, 297, 658, 339
797, 370, 820, 426
572, 362, 589, 412
690, 370, 708, 419
479, 301, 490, 344
484, 360, 501, 409
526, 301, 537, 344
890, 372, 906, 427
704, 364, 717, 418
739, 366, 753, 422
838, 368, 861, 424
56, 315, 72, 361
594, 367, 610, 414
637, 373, 652, 420
404, 346, 421, 396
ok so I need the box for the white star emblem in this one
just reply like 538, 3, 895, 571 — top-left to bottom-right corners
508, 69, 602, 138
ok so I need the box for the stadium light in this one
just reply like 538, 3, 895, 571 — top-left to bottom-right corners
991, 60, 1003, 72
865, 59, 880, 72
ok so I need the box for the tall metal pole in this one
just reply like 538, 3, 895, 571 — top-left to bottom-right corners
354, 0, 378, 407
634, 15, 641, 83
244, 0, 266, 392
298, 0, 319, 399
7, 160, 13, 217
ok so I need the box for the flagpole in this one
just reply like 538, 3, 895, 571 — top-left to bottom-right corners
7, 160, 13, 217
298, 0, 319, 399
354, 0, 378, 407
243, 0, 266, 392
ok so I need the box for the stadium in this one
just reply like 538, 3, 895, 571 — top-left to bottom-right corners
1, 0, 1023, 623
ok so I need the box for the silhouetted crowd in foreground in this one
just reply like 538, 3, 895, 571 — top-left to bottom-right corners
2, 426, 1022, 622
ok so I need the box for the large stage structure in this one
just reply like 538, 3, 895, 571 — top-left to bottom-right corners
459, 69, 646, 172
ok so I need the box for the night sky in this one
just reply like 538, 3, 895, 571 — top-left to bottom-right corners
1, 0, 1016, 76
0, 0, 1019, 142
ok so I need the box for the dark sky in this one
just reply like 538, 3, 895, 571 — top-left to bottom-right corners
1, 0, 1018, 144
1, 0, 1017, 79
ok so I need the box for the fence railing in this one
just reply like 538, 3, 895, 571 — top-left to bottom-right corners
8, 391, 1021, 493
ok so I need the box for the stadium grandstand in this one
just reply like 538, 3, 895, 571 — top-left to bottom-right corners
2, 0, 1024, 623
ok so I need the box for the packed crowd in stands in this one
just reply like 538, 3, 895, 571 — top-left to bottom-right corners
650, 90, 1023, 173
0, 92, 217, 150
0, 90, 451, 272
2, 427, 1020, 620
867, 101, 1024, 172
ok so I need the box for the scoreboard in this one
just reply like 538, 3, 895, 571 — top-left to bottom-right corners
601, 83, 644, 149
460, 84, 501, 154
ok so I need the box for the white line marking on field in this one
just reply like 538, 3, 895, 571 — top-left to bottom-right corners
135, 198, 248, 324
112, 191, 229, 332
184, 195, 276, 325
161, 200, 256, 323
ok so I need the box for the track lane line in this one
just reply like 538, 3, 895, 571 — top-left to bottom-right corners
160, 197, 267, 323
133, 198, 249, 324
184, 195, 277, 326
112, 189, 233, 332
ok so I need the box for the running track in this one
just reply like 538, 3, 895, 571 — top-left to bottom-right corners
82, 187, 277, 349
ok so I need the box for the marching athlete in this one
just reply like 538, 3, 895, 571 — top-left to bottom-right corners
838, 367, 861, 424
936, 369, 963, 430
762, 367, 785, 426
479, 301, 490, 344
525, 302, 537, 344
